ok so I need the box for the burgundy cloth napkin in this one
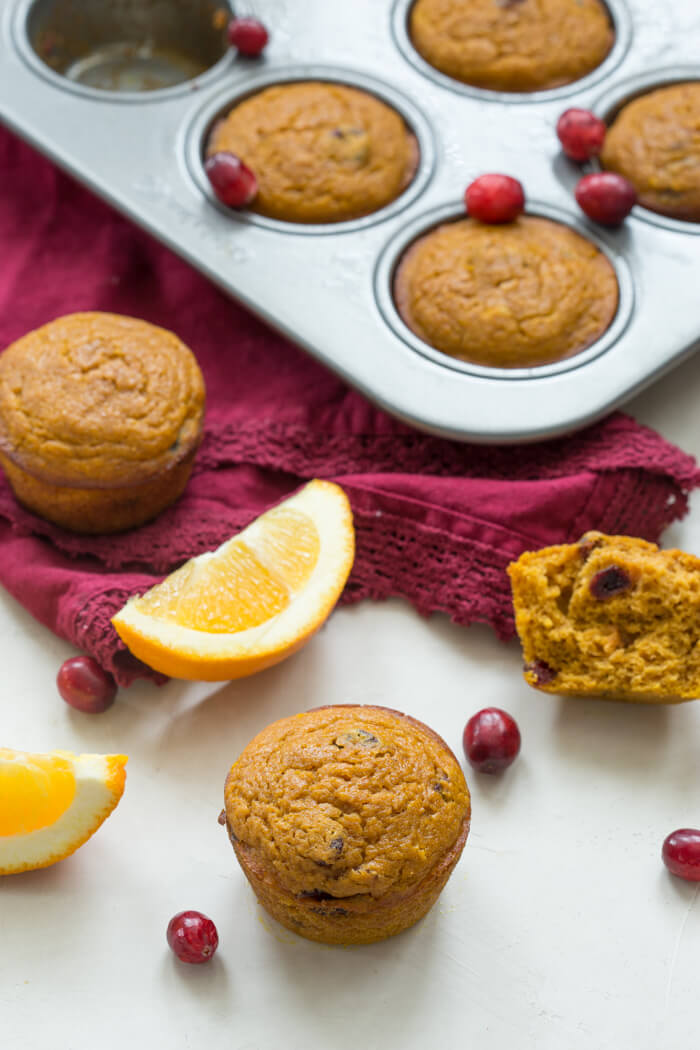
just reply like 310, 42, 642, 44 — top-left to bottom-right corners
0, 127, 698, 686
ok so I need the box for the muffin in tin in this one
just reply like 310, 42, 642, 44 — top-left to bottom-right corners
206, 81, 419, 224
222, 705, 471, 944
601, 82, 700, 223
394, 215, 619, 369
0, 312, 205, 533
409, 0, 614, 93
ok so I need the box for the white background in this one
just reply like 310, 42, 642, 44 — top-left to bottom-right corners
2, 355, 700, 1050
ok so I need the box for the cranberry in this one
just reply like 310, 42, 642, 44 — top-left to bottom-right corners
167, 911, 219, 964
589, 565, 633, 599
465, 174, 525, 224
556, 108, 607, 163
463, 708, 521, 774
575, 172, 637, 226
57, 655, 117, 713
227, 16, 269, 56
662, 829, 700, 881
525, 659, 557, 685
205, 152, 258, 208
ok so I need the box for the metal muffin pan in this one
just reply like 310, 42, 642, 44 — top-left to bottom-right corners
1, 0, 700, 443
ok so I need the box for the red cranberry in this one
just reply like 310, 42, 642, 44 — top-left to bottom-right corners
525, 659, 557, 685
589, 565, 633, 599
465, 174, 525, 224
57, 655, 117, 713
662, 829, 700, 881
463, 708, 521, 774
575, 172, 637, 226
556, 108, 607, 163
227, 16, 269, 56
167, 911, 219, 964
205, 152, 258, 208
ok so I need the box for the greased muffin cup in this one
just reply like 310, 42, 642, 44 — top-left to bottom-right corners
409, 0, 614, 93
0, 312, 205, 533
600, 82, 700, 223
223, 705, 471, 944
393, 215, 619, 369
206, 80, 419, 224
508, 532, 700, 704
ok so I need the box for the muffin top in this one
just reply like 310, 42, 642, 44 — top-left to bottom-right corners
394, 216, 619, 368
600, 82, 700, 222
0, 312, 205, 487
224, 705, 470, 900
410, 0, 614, 93
207, 81, 418, 224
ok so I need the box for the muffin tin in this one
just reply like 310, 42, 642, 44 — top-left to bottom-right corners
0, 0, 699, 443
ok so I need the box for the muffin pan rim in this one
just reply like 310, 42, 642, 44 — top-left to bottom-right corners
182, 64, 437, 237
13, 0, 236, 103
593, 66, 700, 235
373, 200, 635, 382
391, 0, 633, 105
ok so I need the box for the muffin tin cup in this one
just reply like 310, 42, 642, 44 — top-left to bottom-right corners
2, 0, 700, 442
183, 65, 437, 236
391, 0, 633, 104
13, 0, 235, 101
592, 66, 700, 235
374, 200, 635, 381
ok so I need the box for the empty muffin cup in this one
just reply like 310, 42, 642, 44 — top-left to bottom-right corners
25, 0, 230, 93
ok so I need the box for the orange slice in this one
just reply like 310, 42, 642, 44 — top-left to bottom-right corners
112, 480, 355, 681
0, 749, 127, 875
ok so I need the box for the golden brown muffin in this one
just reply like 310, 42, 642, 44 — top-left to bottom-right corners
223, 705, 470, 944
0, 312, 205, 533
601, 82, 700, 222
206, 81, 418, 224
409, 0, 614, 93
394, 216, 618, 368
508, 532, 700, 704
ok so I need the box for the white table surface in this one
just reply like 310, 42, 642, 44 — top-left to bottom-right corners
3, 352, 700, 1050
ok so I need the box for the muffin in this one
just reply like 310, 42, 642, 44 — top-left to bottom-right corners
508, 532, 700, 704
394, 216, 618, 368
206, 81, 418, 223
600, 82, 700, 222
222, 705, 471, 944
409, 0, 614, 93
0, 312, 205, 533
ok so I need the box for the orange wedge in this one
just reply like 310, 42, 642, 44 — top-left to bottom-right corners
0, 749, 127, 875
112, 480, 355, 681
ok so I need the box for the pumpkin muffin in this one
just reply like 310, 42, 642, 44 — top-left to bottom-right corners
222, 705, 471, 944
409, 0, 614, 93
508, 532, 700, 704
206, 81, 418, 223
600, 82, 700, 222
0, 312, 205, 533
394, 215, 618, 368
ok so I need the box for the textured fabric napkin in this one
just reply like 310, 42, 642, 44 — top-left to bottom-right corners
0, 127, 698, 686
